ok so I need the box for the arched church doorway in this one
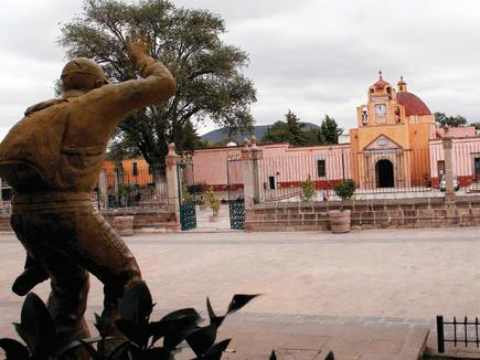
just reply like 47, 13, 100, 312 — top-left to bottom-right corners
376, 159, 394, 188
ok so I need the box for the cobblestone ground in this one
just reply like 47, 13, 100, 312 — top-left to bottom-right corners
0, 227, 479, 342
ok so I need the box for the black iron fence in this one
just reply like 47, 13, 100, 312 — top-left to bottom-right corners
103, 167, 168, 209
437, 315, 480, 353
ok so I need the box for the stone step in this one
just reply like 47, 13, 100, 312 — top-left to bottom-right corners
134, 222, 180, 233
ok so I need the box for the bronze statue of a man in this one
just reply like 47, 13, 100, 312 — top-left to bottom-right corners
0, 31, 176, 342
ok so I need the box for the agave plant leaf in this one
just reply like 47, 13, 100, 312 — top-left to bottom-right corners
19, 293, 56, 357
186, 324, 218, 357
202, 339, 232, 360
0, 338, 30, 360
119, 281, 153, 325
226, 294, 260, 315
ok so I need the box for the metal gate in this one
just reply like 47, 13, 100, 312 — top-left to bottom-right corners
226, 158, 245, 230
177, 161, 196, 231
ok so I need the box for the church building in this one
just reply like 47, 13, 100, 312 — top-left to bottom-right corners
350, 73, 436, 190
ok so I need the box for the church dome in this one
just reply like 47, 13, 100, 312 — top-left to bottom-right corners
396, 91, 431, 116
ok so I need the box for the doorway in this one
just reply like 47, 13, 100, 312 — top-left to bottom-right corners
376, 159, 394, 188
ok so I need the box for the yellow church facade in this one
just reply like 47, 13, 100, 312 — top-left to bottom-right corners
350, 73, 436, 189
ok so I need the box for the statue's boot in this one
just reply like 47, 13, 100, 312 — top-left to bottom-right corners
12, 266, 49, 296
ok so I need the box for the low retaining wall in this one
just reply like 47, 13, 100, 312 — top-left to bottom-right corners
0, 209, 180, 234
245, 196, 480, 232
102, 209, 180, 233
0, 216, 11, 232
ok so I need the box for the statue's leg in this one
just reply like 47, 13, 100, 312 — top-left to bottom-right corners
55, 209, 142, 350
10, 212, 91, 357
11, 254, 49, 296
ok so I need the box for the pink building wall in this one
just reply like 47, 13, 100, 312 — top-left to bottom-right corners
192, 143, 352, 191
429, 137, 480, 187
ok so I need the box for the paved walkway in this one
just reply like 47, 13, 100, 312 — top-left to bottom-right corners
2, 227, 480, 358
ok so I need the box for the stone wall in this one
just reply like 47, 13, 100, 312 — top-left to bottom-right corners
0, 209, 180, 234
102, 209, 180, 233
0, 216, 12, 232
244, 196, 480, 232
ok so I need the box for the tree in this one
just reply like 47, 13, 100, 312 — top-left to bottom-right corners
213, 136, 236, 147
435, 112, 468, 128
319, 115, 343, 145
59, 0, 256, 180
262, 110, 309, 146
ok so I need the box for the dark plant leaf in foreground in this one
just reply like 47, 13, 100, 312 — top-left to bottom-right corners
156, 308, 201, 350
206, 297, 216, 321
20, 293, 56, 356
203, 339, 232, 360
116, 319, 150, 348
227, 294, 260, 315
324, 350, 335, 360
270, 350, 277, 360
94, 312, 115, 337
206, 298, 226, 327
119, 281, 153, 324
186, 324, 217, 356
0, 338, 30, 360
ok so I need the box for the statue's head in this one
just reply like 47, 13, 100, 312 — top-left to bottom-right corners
61, 58, 108, 93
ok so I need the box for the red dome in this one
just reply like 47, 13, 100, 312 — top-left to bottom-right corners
396, 91, 431, 116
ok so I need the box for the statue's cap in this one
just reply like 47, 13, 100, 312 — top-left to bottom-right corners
61, 58, 108, 83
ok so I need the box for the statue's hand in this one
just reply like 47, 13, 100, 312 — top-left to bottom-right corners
127, 29, 151, 65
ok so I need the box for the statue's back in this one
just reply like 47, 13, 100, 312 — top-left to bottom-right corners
0, 102, 70, 193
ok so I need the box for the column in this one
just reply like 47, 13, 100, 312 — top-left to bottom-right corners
165, 142, 181, 213
242, 136, 264, 209
443, 137, 455, 202
98, 169, 108, 209
0, 177, 3, 211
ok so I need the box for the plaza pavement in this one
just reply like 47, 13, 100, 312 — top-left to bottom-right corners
2, 227, 480, 358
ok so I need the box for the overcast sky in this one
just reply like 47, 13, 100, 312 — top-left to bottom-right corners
1, 0, 480, 140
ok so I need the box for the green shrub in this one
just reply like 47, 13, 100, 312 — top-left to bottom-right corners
300, 177, 316, 202
333, 180, 356, 211
204, 187, 220, 215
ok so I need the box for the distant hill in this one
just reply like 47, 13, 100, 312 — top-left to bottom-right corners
201, 122, 320, 144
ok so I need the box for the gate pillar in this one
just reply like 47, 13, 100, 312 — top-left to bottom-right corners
0, 177, 3, 211
442, 137, 455, 203
165, 143, 181, 213
97, 169, 108, 209
241, 136, 264, 210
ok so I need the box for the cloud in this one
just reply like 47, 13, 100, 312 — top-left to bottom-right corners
2, 0, 480, 138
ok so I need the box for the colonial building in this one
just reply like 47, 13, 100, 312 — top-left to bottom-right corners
96, 74, 480, 203
190, 73, 479, 198
350, 73, 436, 189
